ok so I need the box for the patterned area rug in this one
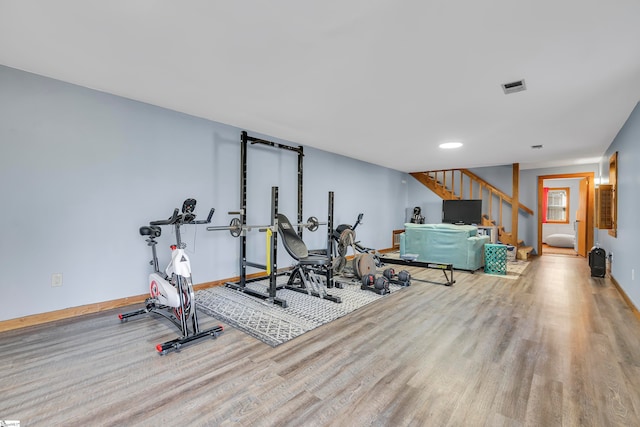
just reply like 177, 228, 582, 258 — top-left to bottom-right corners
196, 258, 531, 346
196, 275, 407, 347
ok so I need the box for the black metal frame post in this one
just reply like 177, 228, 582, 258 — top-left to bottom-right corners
224, 185, 287, 307
298, 147, 304, 237
222, 131, 346, 306
239, 131, 248, 287
269, 186, 279, 299
326, 191, 336, 288
224, 131, 303, 307
244, 131, 304, 236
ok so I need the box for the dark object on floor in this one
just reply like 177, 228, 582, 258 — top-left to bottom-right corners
360, 273, 390, 295
589, 246, 606, 278
379, 255, 455, 286
382, 268, 411, 286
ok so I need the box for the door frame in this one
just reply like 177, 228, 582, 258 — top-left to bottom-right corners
537, 172, 594, 257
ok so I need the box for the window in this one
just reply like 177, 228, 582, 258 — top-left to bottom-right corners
545, 187, 570, 223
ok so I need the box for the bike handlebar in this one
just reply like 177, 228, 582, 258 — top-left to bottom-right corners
149, 208, 180, 226
188, 208, 215, 225
148, 207, 215, 226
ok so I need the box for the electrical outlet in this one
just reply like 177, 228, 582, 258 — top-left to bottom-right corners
51, 273, 63, 287
632, 269, 635, 281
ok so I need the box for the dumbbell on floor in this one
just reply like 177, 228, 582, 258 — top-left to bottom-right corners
382, 268, 411, 286
361, 273, 390, 295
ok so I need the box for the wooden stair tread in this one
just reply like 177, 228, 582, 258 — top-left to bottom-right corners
517, 246, 534, 260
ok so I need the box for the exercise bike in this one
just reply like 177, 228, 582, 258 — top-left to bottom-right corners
119, 198, 223, 355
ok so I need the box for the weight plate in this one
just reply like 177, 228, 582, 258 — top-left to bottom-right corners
307, 216, 319, 232
339, 228, 355, 248
354, 253, 377, 279
229, 218, 241, 237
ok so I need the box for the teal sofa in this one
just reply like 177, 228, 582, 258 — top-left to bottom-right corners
399, 223, 490, 271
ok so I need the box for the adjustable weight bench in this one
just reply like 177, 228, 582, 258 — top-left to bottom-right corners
277, 213, 341, 303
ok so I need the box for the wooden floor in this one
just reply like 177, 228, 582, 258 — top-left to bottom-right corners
2, 255, 640, 426
542, 243, 579, 256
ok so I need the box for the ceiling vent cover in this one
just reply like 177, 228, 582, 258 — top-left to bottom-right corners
502, 79, 526, 94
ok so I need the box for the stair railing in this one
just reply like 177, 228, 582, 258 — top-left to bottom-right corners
410, 169, 533, 246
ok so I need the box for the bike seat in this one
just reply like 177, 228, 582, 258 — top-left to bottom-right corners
140, 225, 162, 238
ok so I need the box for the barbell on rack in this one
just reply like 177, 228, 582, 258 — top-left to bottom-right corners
206, 215, 325, 238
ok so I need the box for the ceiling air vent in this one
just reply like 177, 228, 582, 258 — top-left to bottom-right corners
502, 79, 526, 94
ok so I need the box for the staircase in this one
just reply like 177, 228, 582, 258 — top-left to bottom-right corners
410, 168, 534, 249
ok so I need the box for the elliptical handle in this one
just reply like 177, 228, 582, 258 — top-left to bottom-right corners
353, 213, 364, 230
149, 208, 180, 226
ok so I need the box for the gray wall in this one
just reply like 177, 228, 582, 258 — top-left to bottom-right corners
0, 65, 408, 321
597, 102, 640, 308
2, 63, 636, 322
406, 176, 443, 224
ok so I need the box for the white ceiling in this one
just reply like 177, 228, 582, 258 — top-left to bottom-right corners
1, 1, 639, 172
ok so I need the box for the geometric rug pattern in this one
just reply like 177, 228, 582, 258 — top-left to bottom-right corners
196, 274, 406, 347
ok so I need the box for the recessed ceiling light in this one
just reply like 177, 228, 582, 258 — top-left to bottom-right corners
439, 142, 463, 149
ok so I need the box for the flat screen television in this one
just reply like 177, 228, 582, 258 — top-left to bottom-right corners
442, 199, 483, 225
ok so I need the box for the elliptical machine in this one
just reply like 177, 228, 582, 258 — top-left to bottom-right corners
332, 213, 383, 274
119, 199, 223, 355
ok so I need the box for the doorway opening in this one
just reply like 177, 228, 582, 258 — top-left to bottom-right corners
537, 172, 594, 257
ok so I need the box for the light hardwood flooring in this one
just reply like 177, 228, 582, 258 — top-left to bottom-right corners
542, 243, 579, 257
2, 255, 640, 426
